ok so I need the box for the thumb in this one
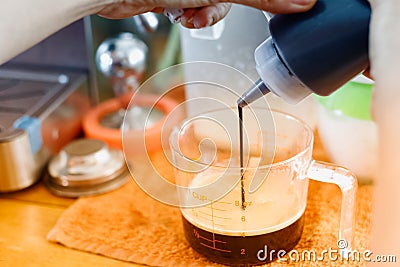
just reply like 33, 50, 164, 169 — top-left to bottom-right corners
180, 4, 231, 29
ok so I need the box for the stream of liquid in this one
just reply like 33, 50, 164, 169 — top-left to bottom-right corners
238, 106, 246, 210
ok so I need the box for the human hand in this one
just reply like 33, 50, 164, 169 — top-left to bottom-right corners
96, 0, 317, 28
360, 0, 400, 261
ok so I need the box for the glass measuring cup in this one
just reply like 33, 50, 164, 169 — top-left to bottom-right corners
169, 107, 357, 265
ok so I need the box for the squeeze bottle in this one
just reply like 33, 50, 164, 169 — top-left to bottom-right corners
238, 0, 371, 107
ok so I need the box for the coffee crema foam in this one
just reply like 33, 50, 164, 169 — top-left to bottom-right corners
180, 159, 305, 236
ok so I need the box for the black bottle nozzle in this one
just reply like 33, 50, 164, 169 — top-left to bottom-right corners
237, 78, 270, 108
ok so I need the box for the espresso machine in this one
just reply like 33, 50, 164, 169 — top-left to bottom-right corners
0, 18, 91, 192
0, 14, 175, 192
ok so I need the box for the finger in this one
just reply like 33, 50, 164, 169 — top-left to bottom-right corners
231, 0, 317, 13
363, 67, 373, 80
180, 8, 198, 28
151, 7, 164, 13
163, 0, 316, 14
181, 4, 231, 29
98, 6, 154, 19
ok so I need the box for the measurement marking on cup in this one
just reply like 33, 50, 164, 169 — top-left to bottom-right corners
197, 234, 227, 244
211, 202, 216, 249
196, 215, 212, 221
208, 201, 231, 252
198, 210, 232, 220
216, 201, 233, 205
193, 225, 231, 252
210, 207, 228, 212
200, 242, 232, 253
193, 228, 228, 245
213, 216, 232, 220
191, 200, 234, 254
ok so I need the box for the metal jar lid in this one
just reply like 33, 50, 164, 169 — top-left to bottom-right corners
44, 138, 129, 197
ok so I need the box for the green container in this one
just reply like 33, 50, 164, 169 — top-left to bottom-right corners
314, 75, 377, 182
314, 75, 374, 121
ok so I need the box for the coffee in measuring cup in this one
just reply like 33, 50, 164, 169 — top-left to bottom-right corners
170, 108, 357, 265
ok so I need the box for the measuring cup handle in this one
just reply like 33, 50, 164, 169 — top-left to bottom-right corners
307, 160, 358, 256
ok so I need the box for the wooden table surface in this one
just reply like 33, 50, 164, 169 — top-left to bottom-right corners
0, 181, 142, 267
0, 136, 330, 267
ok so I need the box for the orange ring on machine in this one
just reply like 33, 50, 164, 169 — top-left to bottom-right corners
82, 92, 179, 153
